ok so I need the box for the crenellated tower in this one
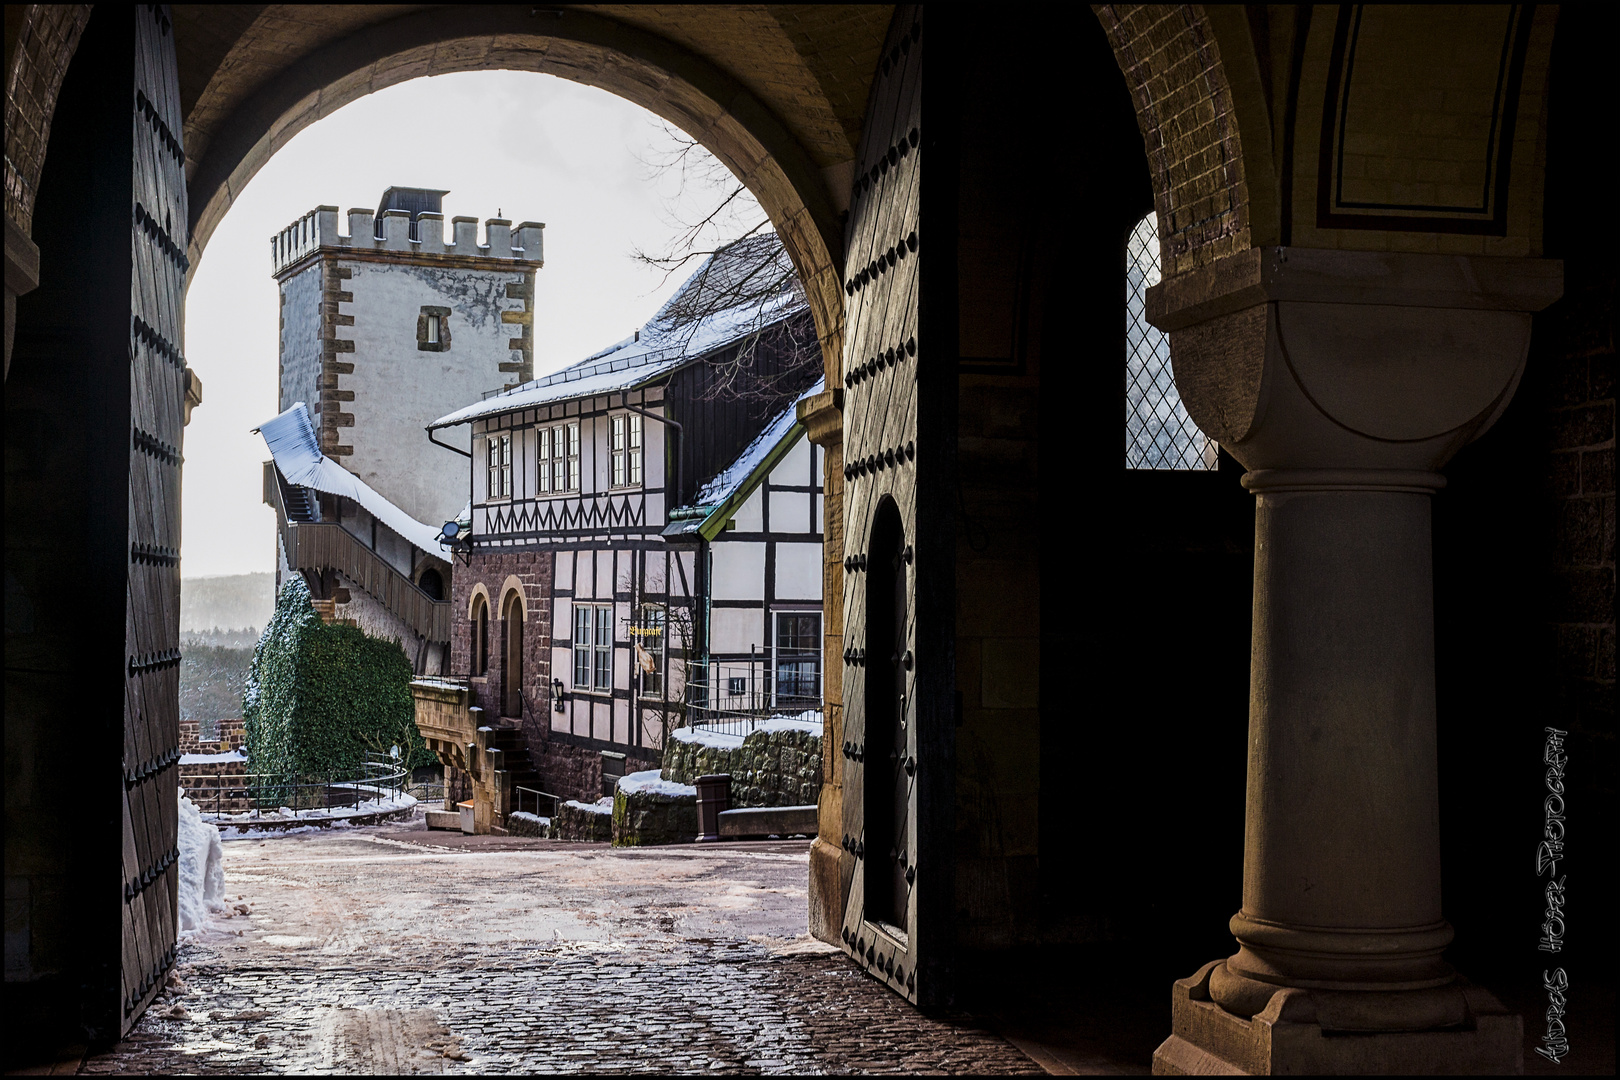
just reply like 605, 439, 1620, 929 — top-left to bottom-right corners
271, 186, 544, 527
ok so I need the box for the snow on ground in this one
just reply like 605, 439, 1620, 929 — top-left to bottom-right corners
563, 797, 615, 814
617, 770, 697, 798
672, 711, 824, 749
177, 791, 227, 933
179, 749, 247, 765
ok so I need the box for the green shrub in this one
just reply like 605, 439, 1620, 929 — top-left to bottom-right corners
243, 577, 433, 784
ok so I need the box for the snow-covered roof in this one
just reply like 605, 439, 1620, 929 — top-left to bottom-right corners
662, 378, 823, 542
429, 234, 807, 429
254, 404, 449, 557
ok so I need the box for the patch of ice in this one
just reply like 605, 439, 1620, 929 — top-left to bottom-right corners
177, 791, 227, 933
180, 750, 246, 765
617, 769, 697, 798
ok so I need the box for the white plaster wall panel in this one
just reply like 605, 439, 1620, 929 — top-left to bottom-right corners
777, 437, 813, 487
338, 259, 527, 527
551, 663, 572, 731
644, 492, 666, 528
733, 486, 764, 532
769, 490, 810, 534
279, 264, 323, 417
615, 600, 632, 691
711, 605, 764, 654
596, 549, 615, 600
676, 550, 697, 599
774, 542, 823, 601
643, 415, 665, 496
711, 542, 766, 600
554, 597, 573, 640
554, 550, 574, 593
613, 699, 629, 745
575, 554, 595, 600
814, 493, 824, 533
333, 570, 417, 657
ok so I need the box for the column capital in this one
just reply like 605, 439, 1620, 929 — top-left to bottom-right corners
1146, 247, 1563, 474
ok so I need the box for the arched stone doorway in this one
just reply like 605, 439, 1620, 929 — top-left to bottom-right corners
501, 589, 524, 720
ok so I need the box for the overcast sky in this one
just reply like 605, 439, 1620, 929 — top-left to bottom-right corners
181, 70, 762, 579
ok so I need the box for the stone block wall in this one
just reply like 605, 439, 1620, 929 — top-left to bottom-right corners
449, 549, 552, 722
612, 773, 698, 847
537, 740, 658, 805
179, 719, 244, 755
549, 799, 612, 842
661, 726, 822, 807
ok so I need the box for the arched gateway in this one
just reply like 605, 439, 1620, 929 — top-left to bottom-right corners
6, 6, 1612, 1075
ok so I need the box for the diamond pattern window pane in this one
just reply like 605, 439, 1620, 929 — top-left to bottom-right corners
1125, 212, 1218, 470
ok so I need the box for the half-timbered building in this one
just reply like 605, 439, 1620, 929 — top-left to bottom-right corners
424, 237, 825, 807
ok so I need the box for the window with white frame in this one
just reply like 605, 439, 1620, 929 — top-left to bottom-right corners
1125, 211, 1218, 470
486, 433, 512, 499
611, 413, 643, 488
573, 603, 614, 692
537, 420, 580, 494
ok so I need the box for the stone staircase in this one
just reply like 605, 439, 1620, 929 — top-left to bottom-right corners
485, 722, 546, 818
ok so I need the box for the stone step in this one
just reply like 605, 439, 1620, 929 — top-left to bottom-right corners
717, 805, 818, 839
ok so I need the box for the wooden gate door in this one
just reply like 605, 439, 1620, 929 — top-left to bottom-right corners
122, 3, 188, 1035
837, 5, 956, 1007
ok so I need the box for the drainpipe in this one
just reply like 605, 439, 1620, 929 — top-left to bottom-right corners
619, 390, 682, 507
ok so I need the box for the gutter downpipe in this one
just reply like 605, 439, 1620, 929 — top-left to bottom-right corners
619, 390, 683, 507
426, 425, 472, 458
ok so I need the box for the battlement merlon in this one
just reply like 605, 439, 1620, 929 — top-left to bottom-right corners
270, 205, 545, 279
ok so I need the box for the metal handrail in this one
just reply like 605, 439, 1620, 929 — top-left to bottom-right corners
181, 755, 410, 819
514, 786, 558, 819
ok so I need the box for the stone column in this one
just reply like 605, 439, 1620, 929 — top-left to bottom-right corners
1145, 248, 1561, 1075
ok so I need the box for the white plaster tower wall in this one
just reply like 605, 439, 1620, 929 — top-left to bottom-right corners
271, 203, 543, 529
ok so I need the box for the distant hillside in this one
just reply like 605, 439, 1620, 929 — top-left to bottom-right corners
181, 572, 275, 633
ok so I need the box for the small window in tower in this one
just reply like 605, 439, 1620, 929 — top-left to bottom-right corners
418, 306, 451, 352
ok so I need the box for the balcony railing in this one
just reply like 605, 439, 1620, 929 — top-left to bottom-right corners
684, 653, 823, 736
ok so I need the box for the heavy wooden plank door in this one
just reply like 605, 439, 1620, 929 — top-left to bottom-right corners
121, 3, 187, 1035
837, 5, 956, 1007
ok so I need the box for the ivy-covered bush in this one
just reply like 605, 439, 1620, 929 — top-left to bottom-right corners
243, 577, 432, 781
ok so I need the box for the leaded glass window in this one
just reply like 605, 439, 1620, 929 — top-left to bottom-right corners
1125, 212, 1218, 470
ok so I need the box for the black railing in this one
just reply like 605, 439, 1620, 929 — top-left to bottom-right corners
514, 786, 559, 819
181, 754, 409, 819
685, 654, 823, 737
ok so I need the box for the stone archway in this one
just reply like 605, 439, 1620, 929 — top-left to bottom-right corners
178, 6, 862, 382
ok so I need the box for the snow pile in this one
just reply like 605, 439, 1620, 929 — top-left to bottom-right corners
673, 727, 745, 749
617, 770, 697, 798
563, 797, 614, 815
177, 790, 227, 933
509, 811, 550, 828
179, 749, 247, 765
672, 711, 823, 749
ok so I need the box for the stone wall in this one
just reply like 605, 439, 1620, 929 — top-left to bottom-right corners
549, 799, 612, 842
449, 549, 552, 722
536, 740, 659, 805
661, 725, 822, 807
611, 771, 697, 846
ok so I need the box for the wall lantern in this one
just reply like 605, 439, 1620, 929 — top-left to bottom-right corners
551, 677, 567, 713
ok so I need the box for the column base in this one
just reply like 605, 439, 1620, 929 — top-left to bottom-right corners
1152, 962, 1522, 1075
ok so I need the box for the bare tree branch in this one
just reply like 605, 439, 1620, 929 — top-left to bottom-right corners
632, 122, 822, 405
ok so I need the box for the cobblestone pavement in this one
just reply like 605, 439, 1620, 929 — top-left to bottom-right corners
80, 821, 1042, 1075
